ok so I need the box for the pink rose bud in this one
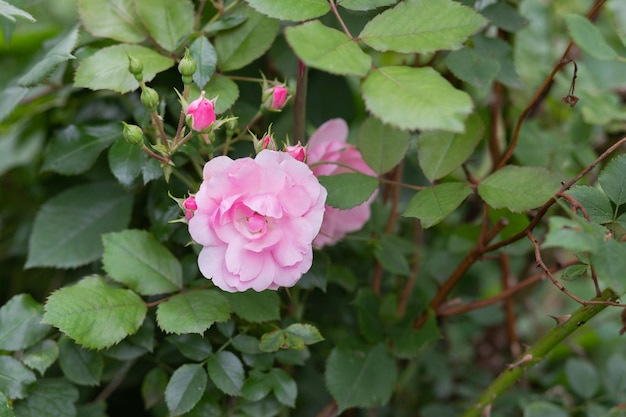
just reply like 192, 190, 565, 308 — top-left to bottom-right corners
183, 196, 197, 219
263, 85, 289, 111
285, 143, 306, 162
253, 132, 277, 154
186, 91, 216, 132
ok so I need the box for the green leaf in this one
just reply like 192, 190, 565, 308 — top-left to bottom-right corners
0, 0, 34, 21
78, 0, 146, 43
354, 289, 384, 343
417, 113, 484, 181
259, 330, 288, 352
215, 5, 279, 71
605, 354, 626, 395
564, 13, 617, 61
165, 364, 207, 416
523, 401, 569, 417
285, 20, 371, 77
543, 217, 603, 253
446, 47, 501, 89
357, 117, 410, 175
18, 25, 78, 87
403, 183, 472, 228
134, 0, 194, 52
325, 343, 397, 413
223, 290, 280, 322
0, 294, 50, 351
157, 290, 231, 334
390, 310, 440, 359
284, 324, 324, 346
359, 0, 487, 54
362, 66, 474, 132
245, 0, 329, 21
142, 368, 168, 410
0, 356, 36, 400
42, 276, 147, 349
206, 351, 245, 396
591, 239, 626, 295
58, 338, 103, 386
598, 154, 626, 206
242, 371, 272, 402
22, 340, 59, 376
0, 391, 12, 417
318, 173, 379, 210
108, 140, 145, 187
42, 124, 122, 175
0, 86, 29, 124
74, 44, 175, 93
473, 34, 521, 87
189, 36, 217, 89
0, 123, 43, 176
103, 318, 154, 360
26, 182, 133, 269
477, 166, 562, 212
166, 334, 213, 361
269, 368, 297, 407
565, 358, 599, 399
75, 402, 107, 417
481, 2, 528, 32
204, 75, 239, 114
374, 234, 412, 275
338, 0, 397, 11
11, 378, 79, 417
566, 186, 614, 224
102, 229, 182, 296
203, 15, 247, 36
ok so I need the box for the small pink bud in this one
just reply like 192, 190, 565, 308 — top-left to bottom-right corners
186, 91, 216, 132
285, 143, 306, 162
263, 85, 289, 111
183, 196, 197, 219
253, 131, 277, 154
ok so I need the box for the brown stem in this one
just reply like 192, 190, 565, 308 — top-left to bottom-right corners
294, 60, 308, 145
500, 253, 520, 357
398, 221, 422, 319
329, 0, 354, 39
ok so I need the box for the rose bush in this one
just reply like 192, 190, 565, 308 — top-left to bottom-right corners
307, 119, 378, 247
188, 150, 326, 292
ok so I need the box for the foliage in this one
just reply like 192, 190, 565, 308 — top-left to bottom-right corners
3, 0, 626, 416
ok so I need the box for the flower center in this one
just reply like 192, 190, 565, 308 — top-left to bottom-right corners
246, 213, 267, 235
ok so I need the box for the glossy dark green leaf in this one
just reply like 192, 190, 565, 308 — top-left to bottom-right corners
0, 294, 50, 351
403, 183, 472, 228
318, 173, 379, 210
26, 182, 133, 269
78, 0, 146, 43
269, 368, 297, 407
167, 334, 213, 361
189, 36, 217, 89
374, 234, 412, 275
156, 290, 231, 334
241, 371, 272, 402
12, 378, 79, 417
108, 140, 145, 187
358, 117, 410, 175
223, 290, 280, 322
354, 289, 384, 343
165, 364, 207, 416
204, 75, 239, 113
135, 0, 194, 52
58, 338, 103, 386
206, 351, 244, 395
141, 368, 168, 410
0, 356, 36, 400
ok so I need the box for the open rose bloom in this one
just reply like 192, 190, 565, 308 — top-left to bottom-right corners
188, 150, 326, 292
307, 119, 378, 247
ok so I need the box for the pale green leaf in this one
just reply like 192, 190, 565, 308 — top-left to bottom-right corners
566, 186, 613, 224
11, 378, 79, 417
189, 36, 217, 89
523, 401, 569, 417
284, 324, 324, 346
598, 154, 626, 206
446, 47, 500, 89
543, 217, 603, 253
564, 13, 617, 61
22, 340, 59, 376
417, 113, 484, 181
18, 25, 78, 87
338, 0, 397, 11
108, 140, 145, 187
565, 358, 599, 399
78, 0, 146, 43
591, 239, 626, 295
223, 290, 280, 322
135, 0, 194, 52
244, 0, 329, 21
42, 276, 147, 349
165, 364, 207, 416
358, 117, 410, 175
74, 44, 175, 93
270, 368, 297, 407
102, 229, 182, 296
285, 20, 371, 77
242, 371, 272, 401
481, 2, 528, 32
0, 0, 34, 22
0, 294, 50, 351
362, 66, 474, 132
325, 343, 397, 413
403, 182, 472, 228
156, 290, 231, 334
58, 338, 103, 386
359, 0, 487, 53
203, 75, 239, 114
215, 5, 279, 71
26, 182, 133, 269
42, 123, 121, 175
318, 173, 378, 210
0, 356, 36, 400
206, 351, 244, 395
0, 391, 12, 417
0, 123, 43, 176
203, 15, 247, 36
478, 166, 562, 212
0, 86, 29, 123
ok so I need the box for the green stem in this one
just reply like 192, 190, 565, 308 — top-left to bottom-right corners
293, 60, 308, 145
462, 288, 618, 417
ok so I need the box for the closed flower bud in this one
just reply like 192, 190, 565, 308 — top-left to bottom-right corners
127, 53, 143, 82
285, 143, 306, 162
178, 48, 197, 85
262, 84, 290, 111
252, 129, 277, 154
186, 91, 216, 132
122, 122, 144, 146
183, 195, 197, 219
141, 86, 159, 112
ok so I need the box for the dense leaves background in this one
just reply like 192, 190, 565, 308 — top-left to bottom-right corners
3, 0, 626, 416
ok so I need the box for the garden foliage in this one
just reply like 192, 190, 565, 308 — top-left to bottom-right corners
3, 0, 626, 416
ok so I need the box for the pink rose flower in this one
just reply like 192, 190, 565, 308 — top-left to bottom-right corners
307, 119, 377, 247
188, 150, 327, 292
263, 85, 289, 111
186, 91, 216, 132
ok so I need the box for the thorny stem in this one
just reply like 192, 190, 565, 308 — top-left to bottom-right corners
461, 288, 618, 417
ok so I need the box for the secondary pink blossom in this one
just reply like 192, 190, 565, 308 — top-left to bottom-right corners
285, 143, 306, 162
307, 119, 377, 247
188, 150, 327, 292
187, 91, 216, 132
183, 196, 197, 220
263, 85, 289, 111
